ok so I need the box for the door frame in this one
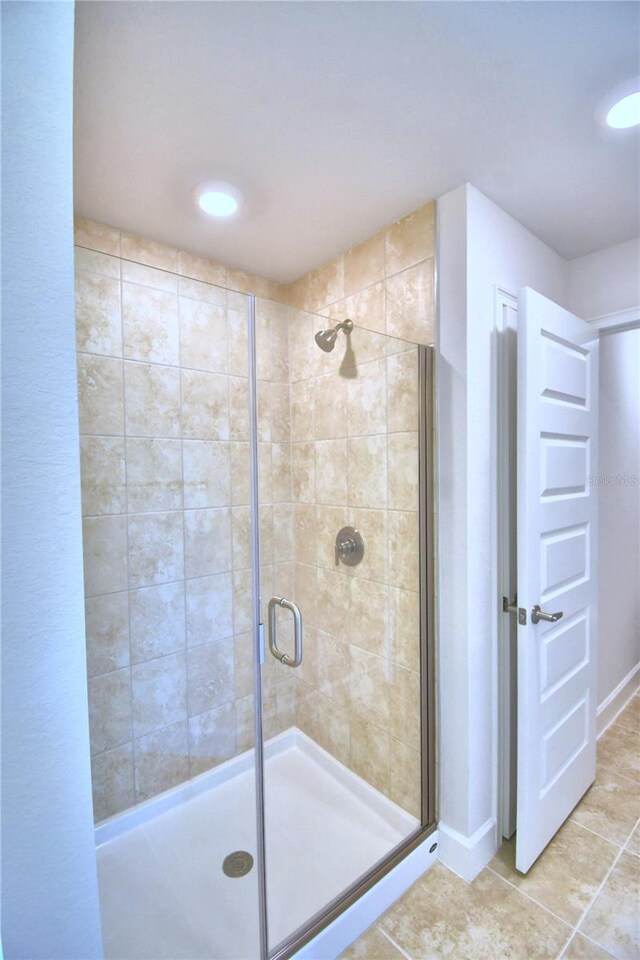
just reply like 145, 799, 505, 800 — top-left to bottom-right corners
494, 286, 519, 841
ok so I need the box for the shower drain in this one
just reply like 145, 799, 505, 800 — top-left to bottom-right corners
222, 850, 254, 878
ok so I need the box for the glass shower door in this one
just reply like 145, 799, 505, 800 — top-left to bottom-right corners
253, 300, 432, 956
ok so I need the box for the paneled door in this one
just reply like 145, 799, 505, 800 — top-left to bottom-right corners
515, 288, 599, 872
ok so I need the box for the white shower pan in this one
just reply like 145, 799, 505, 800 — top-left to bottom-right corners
96, 728, 434, 960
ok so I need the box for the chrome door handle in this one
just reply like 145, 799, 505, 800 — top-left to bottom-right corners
531, 604, 563, 625
267, 597, 303, 667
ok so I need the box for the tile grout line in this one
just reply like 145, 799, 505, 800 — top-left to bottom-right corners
622, 811, 640, 856
84, 567, 246, 601
178, 287, 194, 778
92, 690, 260, 775
595, 758, 640, 787
490, 773, 635, 960
566, 814, 636, 849
557, 928, 587, 960
573, 929, 619, 959
84, 503, 237, 521
379, 924, 413, 960
556, 924, 619, 960
229, 297, 252, 752
82, 420, 405, 446
118, 256, 137, 811
609, 715, 639, 735
567, 831, 628, 953
484, 866, 574, 934
78, 347, 236, 379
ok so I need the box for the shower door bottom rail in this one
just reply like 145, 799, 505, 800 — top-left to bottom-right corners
269, 822, 439, 960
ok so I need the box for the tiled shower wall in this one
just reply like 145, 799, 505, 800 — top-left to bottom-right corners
76, 202, 435, 822
267, 201, 436, 818
75, 219, 291, 821
287, 200, 435, 343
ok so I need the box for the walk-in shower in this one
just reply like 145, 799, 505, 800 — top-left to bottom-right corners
76, 242, 436, 960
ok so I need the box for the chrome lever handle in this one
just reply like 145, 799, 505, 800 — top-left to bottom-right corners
531, 604, 563, 625
267, 597, 303, 667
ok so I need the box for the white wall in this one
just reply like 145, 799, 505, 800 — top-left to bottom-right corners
437, 184, 640, 879
436, 183, 570, 879
597, 329, 640, 706
1, 3, 103, 956
435, 185, 473, 854
569, 239, 640, 322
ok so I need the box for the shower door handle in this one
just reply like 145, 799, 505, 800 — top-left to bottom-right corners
267, 597, 303, 667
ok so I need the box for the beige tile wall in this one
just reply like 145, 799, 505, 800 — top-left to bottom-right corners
286, 200, 435, 345
262, 322, 423, 817
76, 201, 435, 822
75, 219, 292, 821
262, 201, 435, 819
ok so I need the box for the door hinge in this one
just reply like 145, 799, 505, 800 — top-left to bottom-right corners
502, 596, 527, 625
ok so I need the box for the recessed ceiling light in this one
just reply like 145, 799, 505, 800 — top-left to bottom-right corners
606, 91, 640, 129
195, 182, 243, 219
598, 78, 640, 131
199, 190, 237, 217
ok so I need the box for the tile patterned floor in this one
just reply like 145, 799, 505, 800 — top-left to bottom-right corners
340, 692, 640, 960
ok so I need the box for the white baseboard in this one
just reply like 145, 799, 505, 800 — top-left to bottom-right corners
437, 817, 497, 882
297, 831, 439, 960
597, 662, 640, 736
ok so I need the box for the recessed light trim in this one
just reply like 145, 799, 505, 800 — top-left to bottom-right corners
606, 91, 640, 129
194, 181, 244, 219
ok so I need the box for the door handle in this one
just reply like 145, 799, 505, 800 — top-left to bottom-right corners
531, 604, 563, 625
267, 597, 303, 667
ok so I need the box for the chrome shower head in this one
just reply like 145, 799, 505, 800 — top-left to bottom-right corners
314, 319, 353, 352
315, 328, 339, 352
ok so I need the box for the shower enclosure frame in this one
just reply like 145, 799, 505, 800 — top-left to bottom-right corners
77, 241, 437, 957
247, 308, 437, 960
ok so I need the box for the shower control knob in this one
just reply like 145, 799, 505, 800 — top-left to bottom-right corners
338, 538, 357, 559
334, 526, 365, 567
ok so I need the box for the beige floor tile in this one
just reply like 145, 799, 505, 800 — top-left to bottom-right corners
489, 820, 619, 926
626, 820, 640, 857
570, 768, 640, 845
561, 933, 616, 959
615, 694, 640, 734
597, 722, 640, 783
379, 862, 571, 960
580, 852, 640, 960
340, 924, 405, 959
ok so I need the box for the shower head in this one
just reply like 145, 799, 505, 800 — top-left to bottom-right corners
314, 328, 338, 352
314, 319, 353, 352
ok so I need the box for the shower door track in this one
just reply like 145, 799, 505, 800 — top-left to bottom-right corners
248, 302, 437, 960
271, 822, 438, 960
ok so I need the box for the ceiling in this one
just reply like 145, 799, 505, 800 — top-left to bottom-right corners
74, 1, 640, 283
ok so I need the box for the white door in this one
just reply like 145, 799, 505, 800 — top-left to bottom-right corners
516, 288, 599, 873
